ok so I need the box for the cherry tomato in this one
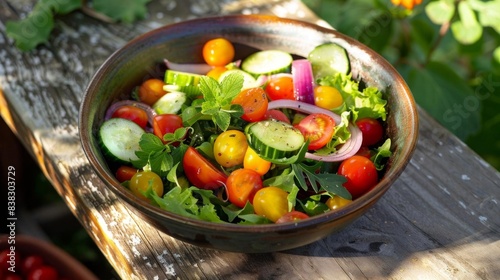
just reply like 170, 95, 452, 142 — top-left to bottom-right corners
338, 155, 378, 199
356, 146, 372, 158
314, 85, 343, 110
265, 76, 294, 100
243, 147, 271, 176
264, 109, 290, 124
27, 265, 58, 280
5, 273, 22, 280
275, 210, 309, 224
253, 186, 289, 222
153, 114, 184, 144
112, 105, 148, 129
231, 87, 268, 122
213, 130, 248, 168
138, 78, 167, 106
226, 169, 263, 208
326, 196, 352, 210
21, 255, 44, 275
183, 146, 227, 190
0, 249, 20, 273
129, 171, 164, 200
294, 113, 335, 150
115, 166, 138, 182
206, 66, 227, 80
356, 118, 384, 146
202, 38, 235, 67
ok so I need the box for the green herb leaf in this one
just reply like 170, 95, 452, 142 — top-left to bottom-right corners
292, 163, 350, 199
371, 138, 392, 171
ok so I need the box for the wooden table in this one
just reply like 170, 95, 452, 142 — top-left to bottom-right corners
1, 0, 499, 279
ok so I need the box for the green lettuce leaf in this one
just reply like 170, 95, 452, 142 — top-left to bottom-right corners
318, 73, 387, 121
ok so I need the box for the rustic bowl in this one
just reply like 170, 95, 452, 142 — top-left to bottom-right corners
79, 15, 418, 253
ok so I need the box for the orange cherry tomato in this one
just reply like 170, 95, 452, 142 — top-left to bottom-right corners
206, 66, 227, 80
202, 38, 235, 67
183, 146, 227, 190
231, 87, 268, 122
265, 76, 295, 100
138, 78, 167, 106
111, 105, 148, 129
314, 85, 343, 110
294, 113, 335, 150
338, 155, 378, 199
243, 147, 271, 176
226, 168, 263, 208
115, 166, 138, 182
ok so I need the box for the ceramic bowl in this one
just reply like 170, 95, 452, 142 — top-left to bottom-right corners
79, 15, 418, 253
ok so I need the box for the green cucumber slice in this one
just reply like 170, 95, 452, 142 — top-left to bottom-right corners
218, 69, 258, 89
245, 120, 305, 160
241, 50, 293, 77
308, 43, 350, 79
165, 70, 202, 86
99, 118, 145, 163
152, 91, 186, 114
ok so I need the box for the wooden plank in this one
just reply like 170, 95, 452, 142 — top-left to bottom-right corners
1, 0, 499, 279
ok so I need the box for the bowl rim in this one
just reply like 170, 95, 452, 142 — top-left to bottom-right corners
79, 14, 419, 233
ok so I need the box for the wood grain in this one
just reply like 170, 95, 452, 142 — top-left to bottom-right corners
1, 0, 499, 279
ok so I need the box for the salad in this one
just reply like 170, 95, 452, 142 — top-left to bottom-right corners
98, 38, 392, 224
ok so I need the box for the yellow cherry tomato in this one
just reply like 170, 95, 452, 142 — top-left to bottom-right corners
206, 66, 227, 80
253, 186, 289, 222
129, 171, 164, 200
202, 38, 235, 67
314, 85, 343, 110
243, 147, 271, 176
213, 130, 248, 168
326, 195, 352, 210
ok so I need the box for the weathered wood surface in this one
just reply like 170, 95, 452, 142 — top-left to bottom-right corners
1, 0, 499, 279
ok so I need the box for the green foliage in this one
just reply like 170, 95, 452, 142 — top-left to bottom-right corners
5, 0, 151, 51
303, 0, 500, 170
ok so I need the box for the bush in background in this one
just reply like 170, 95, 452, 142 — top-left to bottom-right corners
303, 0, 500, 170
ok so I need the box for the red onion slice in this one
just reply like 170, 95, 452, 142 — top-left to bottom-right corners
164, 59, 213, 74
104, 100, 157, 127
267, 100, 362, 162
292, 59, 315, 104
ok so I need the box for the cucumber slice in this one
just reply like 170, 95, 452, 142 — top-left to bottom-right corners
99, 118, 145, 163
308, 43, 350, 79
245, 120, 304, 160
152, 91, 187, 114
165, 70, 202, 86
163, 84, 201, 98
241, 50, 293, 77
218, 69, 258, 89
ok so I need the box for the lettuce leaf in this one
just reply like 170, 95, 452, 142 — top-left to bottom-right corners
318, 73, 387, 121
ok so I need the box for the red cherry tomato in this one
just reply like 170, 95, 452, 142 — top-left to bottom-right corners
231, 87, 268, 122
356, 118, 384, 146
265, 76, 295, 100
202, 38, 235, 67
0, 249, 20, 273
264, 109, 290, 124
275, 210, 309, 224
226, 169, 263, 208
27, 265, 58, 280
21, 254, 44, 275
138, 78, 167, 106
338, 155, 378, 199
294, 113, 335, 150
183, 146, 227, 190
115, 166, 138, 182
356, 146, 372, 158
5, 273, 22, 280
112, 105, 148, 129
152, 114, 184, 143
